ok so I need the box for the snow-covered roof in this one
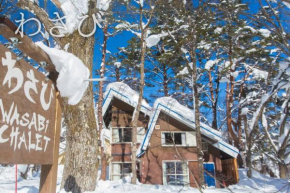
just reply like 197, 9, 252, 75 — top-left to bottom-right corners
102, 83, 239, 158
102, 82, 151, 116
136, 97, 239, 158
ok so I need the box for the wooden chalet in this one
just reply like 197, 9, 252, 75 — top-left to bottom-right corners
101, 82, 239, 188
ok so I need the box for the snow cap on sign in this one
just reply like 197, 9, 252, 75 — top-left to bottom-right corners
36, 42, 90, 105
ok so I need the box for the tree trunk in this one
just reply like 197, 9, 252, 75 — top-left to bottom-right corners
192, 68, 204, 187
16, 1, 100, 192
278, 150, 288, 179
243, 115, 252, 178
189, 32, 204, 186
131, 28, 148, 184
60, 13, 99, 192
98, 24, 108, 181
116, 67, 120, 82
225, 35, 241, 150
208, 71, 218, 130
163, 63, 169, 96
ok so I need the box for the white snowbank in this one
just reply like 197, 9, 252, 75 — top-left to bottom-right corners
230, 169, 289, 193
36, 42, 90, 105
0, 165, 289, 193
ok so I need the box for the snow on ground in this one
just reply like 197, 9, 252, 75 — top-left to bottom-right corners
0, 165, 289, 193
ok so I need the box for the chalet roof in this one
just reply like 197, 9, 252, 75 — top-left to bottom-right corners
102, 82, 151, 117
102, 83, 239, 158
136, 97, 239, 158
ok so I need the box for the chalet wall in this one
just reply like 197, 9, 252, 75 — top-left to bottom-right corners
140, 113, 198, 185
140, 112, 222, 188
110, 104, 148, 163
204, 144, 222, 172
108, 103, 227, 188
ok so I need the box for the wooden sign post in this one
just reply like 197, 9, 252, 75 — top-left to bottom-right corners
0, 18, 62, 193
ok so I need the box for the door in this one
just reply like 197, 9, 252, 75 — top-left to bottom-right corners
203, 163, 216, 187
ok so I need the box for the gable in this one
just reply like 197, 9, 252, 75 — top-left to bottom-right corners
101, 83, 239, 159
137, 98, 239, 158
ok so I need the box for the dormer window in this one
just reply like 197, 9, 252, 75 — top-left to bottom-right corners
112, 127, 132, 143
111, 127, 145, 143
161, 131, 196, 147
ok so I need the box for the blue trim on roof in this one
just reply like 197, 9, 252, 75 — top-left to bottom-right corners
102, 88, 151, 112
158, 103, 222, 139
218, 142, 239, 154
140, 103, 161, 149
138, 102, 239, 157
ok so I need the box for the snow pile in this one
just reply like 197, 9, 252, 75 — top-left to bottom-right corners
97, 0, 112, 11
177, 67, 189, 76
151, 97, 223, 141
57, 0, 89, 34
230, 169, 289, 193
245, 64, 268, 80
244, 26, 257, 33
205, 59, 219, 70
214, 27, 223, 34
114, 62, 121, 68
104, 82, 151, 110
1, 165, 289, 193
36, 42, 90, 105
146, 34, 161, 48
154, 97, 195, 122
258, 29, 271, 38
283, 1, 290, 8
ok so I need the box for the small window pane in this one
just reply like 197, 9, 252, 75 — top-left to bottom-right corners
112, 128, 121, 143
166, 162, 175, 174
112, 163, 121, 174
176, 162, 186, 174
165, 133, 174, 144
163, 162, 189, 186
174, 133, 182, 145
176, 175, 187, 185
167, 175, 176, 185
123, 163, 132, 174
112, 175, 121, 181
123, 128, 132, 142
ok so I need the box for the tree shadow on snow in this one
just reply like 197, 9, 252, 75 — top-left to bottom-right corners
64, 175, 82, 193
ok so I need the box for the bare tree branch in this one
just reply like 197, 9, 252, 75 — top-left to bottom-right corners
17, 0, 63, 46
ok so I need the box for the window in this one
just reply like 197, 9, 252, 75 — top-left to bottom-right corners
112, 127, 132, 143
164, 132, 184, 145
112, 127, 145, 143
161, 131, 196, 147
202, 142, 208, 151
111, 162, 132, 181
163, 161, 189, 186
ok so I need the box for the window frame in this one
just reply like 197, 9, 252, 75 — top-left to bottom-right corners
111, 127, 133, 144
111, 162, 132, 180
202, 142, 208, 152
161, 131, 186, 147
162, 160, 190, 186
